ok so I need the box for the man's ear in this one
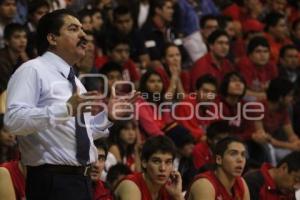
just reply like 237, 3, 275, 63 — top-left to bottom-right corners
47, 33, 57, 46
280, 162, 289, 173
216, 155, 222, 165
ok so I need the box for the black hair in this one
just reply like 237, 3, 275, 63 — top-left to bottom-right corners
218, 15, 233, 30
166, 125, 194, 148
214, 136, 245, 157
219, 71, 247, 98
94, 137, 109, 159
141, 135, 176, 162
4, 23, 26, 40
36, 9, 77, 56
0, 113, 4, 130
267, 78, 294, 102
106, 163, 132, 188
200, 14, 218, 29
206, 120, 231, 140
264, 12, 285, 31
28, 0, 49, 16
77, 9, 92, 23
98, 61, 123, 75
195, 74, 218, 91
108, 120, 137, 160
292, 17, 300, 31
150, 0, 173, 17
279, 44, 298, 58
207, 29, 229, 45
247, 36, 270, 55
277, 152, 300, 173
113, 5, 132, 21
106, 35, 130, 53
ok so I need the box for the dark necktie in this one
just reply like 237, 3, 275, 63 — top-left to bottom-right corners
68, 67, 90, 165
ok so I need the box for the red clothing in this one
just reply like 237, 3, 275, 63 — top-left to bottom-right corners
236, 56, 278, 92
94, 56, 140, 82
191, 53, 233, 90
119, 173, 172, 200
1, 161, 25, 200
265, 33, 292, 63
93, 180, 113, 200
174, 95, 216, 141
154, 66, 190, 93
189, 170, 245, 200
192, 142, 213, 169
245, 163, 295, 200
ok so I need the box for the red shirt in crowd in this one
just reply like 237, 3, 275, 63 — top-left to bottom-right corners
190, 53, 233, 90
187, 170, 245, 200
265, 33, 292, 63
92, 180, 113, 200
192, 142, 213, 169
244, 163, 295, 200
0, 161, 25, 200
117, 173, 172, 200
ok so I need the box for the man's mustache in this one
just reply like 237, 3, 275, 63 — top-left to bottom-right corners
77, 38, 88, 46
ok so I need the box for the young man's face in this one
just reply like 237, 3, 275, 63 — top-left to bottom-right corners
277, 166, 300, 193
201, 19, 219, 40
227, 75, 245, 96
110, 43, 130, 65
279, 91, 294, 108
270, 0, 287, 14
90, 148, 106, 182
210, 36, 230, 59
197, 83, 217, 102
271, 18, 288, 40
30, 5, 49, 26
6, 30, 27, 53
0, 0, 16, 20
92, 12, 103, 31
157, 1, 174, 23
142, 151, 174, 186
114, 13, 133, 35
249, 45, 270, 66
216, 142, 246, 177
280, 48, 300, 70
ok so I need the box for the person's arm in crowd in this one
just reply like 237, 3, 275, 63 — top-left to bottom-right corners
0, 167, 16, 200
114, 180, 142, 200
187, 178, 215, 200
245, 89, 266, 101
108, 145, 122, 162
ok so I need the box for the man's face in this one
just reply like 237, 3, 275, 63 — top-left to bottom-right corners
293, 23, 300, 40
271, 18, 288, 40
179, 143, 195, 158
0, 128, 16, 147
110, 43, 130, 64
210, 36, 230, 59
92, 12, 103, 31
30, 6, 49, 26
270, 0, 287, 14
280, 48, 300, 70
90, 148, 106, 182
216, 142, 246, 177
81, 15, 93, 32
201, 19, 219, 40
52, 15, 87, 64
142, 151, 174, 186
197, 83, 217, 102
227, 75, 245, 96
277, 164, 300, 194
114, 14, 133, 35
157, 1, 174, 23
225, 21, 236, 39
6, 31, 27, 53
280, 91, 294, 108
0, 0, 16, 20
249, 46, 270, 66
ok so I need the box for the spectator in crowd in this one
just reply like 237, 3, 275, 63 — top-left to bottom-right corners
192, 120, 230, 170
191, 29, 233, 90
91, 138, 113, 200
106, 163, 132, 191
237, 36, 278, 101
78, 9, 93, 32
291, 18, 300, 50
114, 135, 184, 200
199, 14, 219, 43
244, 151, 300, 200
0, 0, 17, 48
175, 74, 218, 141
187, 137, 250, 200
108, 120, 140, 171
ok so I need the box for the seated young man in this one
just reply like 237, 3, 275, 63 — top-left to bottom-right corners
187, 137, 250, 200
244, 151, 300, 200
114, 135, 184, 200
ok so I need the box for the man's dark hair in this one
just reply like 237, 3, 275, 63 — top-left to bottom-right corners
200, 14, 218, 29
220, 71, 246, 98
106, 163, 131, 188
279, 44, 298, 58
28, 0, 49, 16
214, 136, 244, 157
113, 5, 132, 21
247, 36, 270, 55
99, 61, 123, 75
206, 120, 231, 140
150, 0, 172, 17
218, 15, 233, 30
36, 9, 77, 56
141, 135, 176, 162
166, 125, 194, 148
195, 74, 218, 91
267, 78, 294, 102
94, 138, 108, 158
106, 36, 130, 53
207, 29, 229, 45
264, 12, 285, 31
277, 152, 300, 173
4, 23, 26, 40
77, 9, 92, 23
0, 113, 4, 130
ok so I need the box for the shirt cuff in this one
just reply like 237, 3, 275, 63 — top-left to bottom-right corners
90, 110, 113, 132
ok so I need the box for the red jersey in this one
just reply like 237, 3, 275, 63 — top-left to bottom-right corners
191, 53, 233, 90
119, 173, 172, 200
244, 163, 295, 200
189, 170, 245, 200
92, 180, 113, 200
192, 142, 213, 169
1, 161, 25, 200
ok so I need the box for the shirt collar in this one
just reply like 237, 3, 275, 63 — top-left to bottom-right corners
261, 163, 277, 191
41, 51, 71, 78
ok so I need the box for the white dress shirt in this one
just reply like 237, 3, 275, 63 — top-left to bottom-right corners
4, 52, 112, 166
